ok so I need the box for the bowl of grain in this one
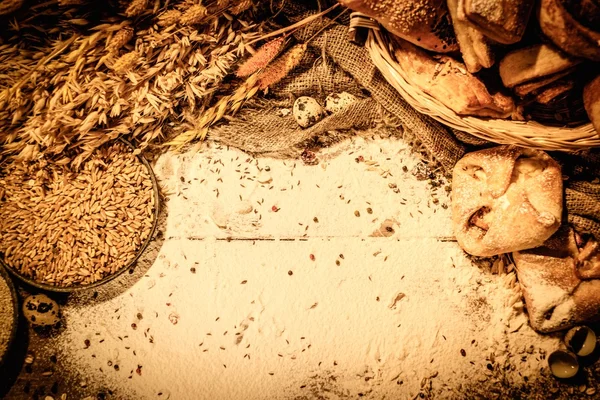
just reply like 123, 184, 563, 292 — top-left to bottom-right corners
0, 263, 18, 367
0, 139, 160, 292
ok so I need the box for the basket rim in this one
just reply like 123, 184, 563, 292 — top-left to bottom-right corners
367, 30, 599, 152
0, 138, 161, 293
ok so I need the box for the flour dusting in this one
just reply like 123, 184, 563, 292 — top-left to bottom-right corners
36, 137, 563, 399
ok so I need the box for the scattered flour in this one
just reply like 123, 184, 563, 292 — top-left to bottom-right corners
41, 137, 562, 399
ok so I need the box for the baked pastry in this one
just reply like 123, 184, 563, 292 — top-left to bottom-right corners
499, 44, 582, 89
452, 146, 562, 257
538, 0, 600, 61
534, 79, 575, 104
584, 75, 600, 134
513, 68, 576, 97
462, 0, 535, 44
338, 0, 459, 52
514, 227, 600, 333
447, 0, 494, 73
393, 39, 514, 118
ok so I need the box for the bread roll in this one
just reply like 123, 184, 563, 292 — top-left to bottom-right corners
535, 79, 576, 104
463, 0, 535, 44
538, 0, 600, 61
447, 0, 494, 73
514, 227, 600, 333
499, 44, 582, 89
584, 75, 600, 134
452, 146, 562, 257
393, 39, 514, 118
513, 68, 576, 97
338, 0, 459, 52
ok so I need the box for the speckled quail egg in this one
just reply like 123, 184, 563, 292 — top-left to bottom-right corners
548, 349, 579, 379
22, 294, 60, 326
565, 326, 597, 357
293, 97, 325, 128
324, 92, 357, 114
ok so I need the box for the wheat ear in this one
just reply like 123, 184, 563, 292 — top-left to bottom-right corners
256, 43, 306, 89
166, 74, 260, 148
236, 36, 286, 78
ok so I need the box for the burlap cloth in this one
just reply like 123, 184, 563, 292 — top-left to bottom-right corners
209, 4, 465, 171
208, 3, 600, 239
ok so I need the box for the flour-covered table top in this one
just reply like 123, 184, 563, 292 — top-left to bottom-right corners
2, 137, 597, 400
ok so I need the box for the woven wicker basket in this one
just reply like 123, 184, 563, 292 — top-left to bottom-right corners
366, 29, 599, 152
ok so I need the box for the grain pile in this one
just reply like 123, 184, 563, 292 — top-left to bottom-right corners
0, 0, 262, 166
0, 268, 14, 362
0, 142, 155, 287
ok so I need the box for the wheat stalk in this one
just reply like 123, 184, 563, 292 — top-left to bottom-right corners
230, 0, 252, 15
167, 42, 306, 148
236, 36, 286, 77
180, 4, 207, 25
58, 0, 85, 5
256, 43, 306, 89
125, 0, 148, 17
166, 74, 259, 148
106, 26, 134, 53
112, 51, 139, 73
0, 0, 264, 164
0, 0, 24, 15
157, 9, 182, 26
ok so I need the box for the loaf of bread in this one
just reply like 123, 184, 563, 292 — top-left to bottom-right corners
447, 0, 494, 73
513, 68, 576, 97
338, 0, 459, 52
499, 44, 582, 89
514, 227, 600, 333
538, 0, 600, 61
393, 38, 514, 117
535, 79, 575, 104
452, 146, 562, 257
462, 0, 535, 44
584, 75, 600, 134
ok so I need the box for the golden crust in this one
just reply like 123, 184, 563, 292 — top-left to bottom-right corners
514, 228, 600, 332
499, 44, 581, 89
452, 146, 562, 257
447, 0, 494, 73
393, 38, 514, 117
339, 0, 459, 53
538, 0, 600, 61
463, 0, 535, 44
583, 75, 600, 135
